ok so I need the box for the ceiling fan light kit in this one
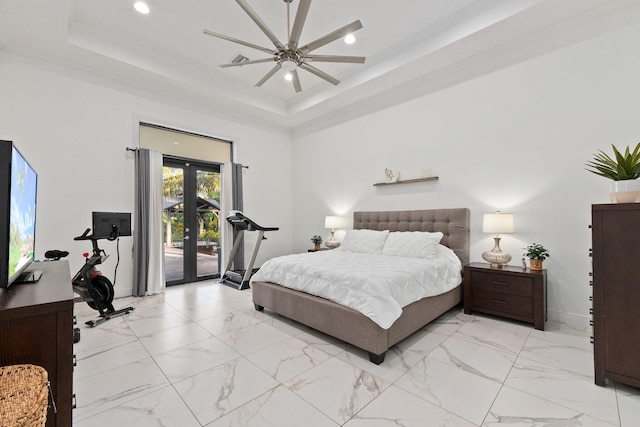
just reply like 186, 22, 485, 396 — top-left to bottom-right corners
203, 0, 366, 93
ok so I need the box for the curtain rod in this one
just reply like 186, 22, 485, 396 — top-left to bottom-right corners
126, 147, 249, 169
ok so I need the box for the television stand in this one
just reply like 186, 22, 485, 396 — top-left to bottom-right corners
0, 261, 74, 426
15, 269, 42, 284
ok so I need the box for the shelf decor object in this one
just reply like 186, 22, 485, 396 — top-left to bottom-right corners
481, 211, 515, 268
373, 176, 438, 187
324, 216, 343, 249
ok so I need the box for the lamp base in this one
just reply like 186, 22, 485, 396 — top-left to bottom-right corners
325, 240, 340, 249
325, 230, 340, 249
482, 237, 512, 268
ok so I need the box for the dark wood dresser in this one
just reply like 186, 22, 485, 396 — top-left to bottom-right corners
0, 261, 74, 426
463, 262, 547, 330
591, 203, 640, 388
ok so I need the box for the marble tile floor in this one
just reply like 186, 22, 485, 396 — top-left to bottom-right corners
72, 280, 640, 426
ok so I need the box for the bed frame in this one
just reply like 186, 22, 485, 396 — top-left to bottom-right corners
252, 208, 470, 364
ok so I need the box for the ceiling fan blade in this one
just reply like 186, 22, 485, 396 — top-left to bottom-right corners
299, 20, 363, 54
236, 0, 285, 50
219, 58, 275, 68
306, 55, 366, 64
255, 64, 281, 87
299, 63, 340, 85
291, 69, 302, 93
288, 0, 311, 50
203, 29, 275, 55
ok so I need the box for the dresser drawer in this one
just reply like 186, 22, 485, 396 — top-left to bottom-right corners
471, 289, 533, 318
470, 271, 533, 297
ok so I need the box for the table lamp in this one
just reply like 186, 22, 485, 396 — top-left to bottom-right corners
481, 211, 514, 268
324, 216, 343, 249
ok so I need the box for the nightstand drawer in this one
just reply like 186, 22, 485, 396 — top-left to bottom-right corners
470, 271, 533, 297
471, 290, 533, 318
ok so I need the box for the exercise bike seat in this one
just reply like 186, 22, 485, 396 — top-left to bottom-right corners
44, 249, 69, 260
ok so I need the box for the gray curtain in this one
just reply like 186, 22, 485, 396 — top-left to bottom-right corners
232, 163, 244, 269
220, 162, 245, 272
133, 148, 164, 296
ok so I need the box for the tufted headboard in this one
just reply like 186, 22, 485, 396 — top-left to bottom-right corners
353, 208, 470, 265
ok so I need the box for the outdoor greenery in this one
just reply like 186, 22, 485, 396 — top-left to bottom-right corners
586, 142, 640, 181
163, 167, 221, 246
523, 243, 550, 261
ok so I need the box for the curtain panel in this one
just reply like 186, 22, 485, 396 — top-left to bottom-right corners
133, 148, 165, 296
220, 162, 244, 272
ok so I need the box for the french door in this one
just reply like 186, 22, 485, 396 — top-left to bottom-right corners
163, 158, 221, 285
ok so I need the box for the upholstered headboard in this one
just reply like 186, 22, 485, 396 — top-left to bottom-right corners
353, 208, 470, 265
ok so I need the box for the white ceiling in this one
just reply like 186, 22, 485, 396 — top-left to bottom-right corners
0, 0, 636, 133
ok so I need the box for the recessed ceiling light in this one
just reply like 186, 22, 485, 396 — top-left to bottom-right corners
344, 33, 356, 44
134, 2, 150, 14
284, 72, 293, 81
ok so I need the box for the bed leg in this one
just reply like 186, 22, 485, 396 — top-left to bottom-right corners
368, 351, 386, 365
254, 303, 264, 312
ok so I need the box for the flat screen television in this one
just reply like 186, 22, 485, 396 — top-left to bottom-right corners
0, 140, 39, 288
92, 212, 132, 240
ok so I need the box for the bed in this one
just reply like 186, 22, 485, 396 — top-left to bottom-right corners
251, 208, 470, 364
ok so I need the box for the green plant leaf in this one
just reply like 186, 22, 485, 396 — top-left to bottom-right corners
586, 142, 640, 181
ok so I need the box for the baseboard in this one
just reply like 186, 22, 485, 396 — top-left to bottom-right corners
547, 309, 591, 329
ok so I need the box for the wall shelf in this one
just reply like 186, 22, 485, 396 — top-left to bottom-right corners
373, 176, 438, 187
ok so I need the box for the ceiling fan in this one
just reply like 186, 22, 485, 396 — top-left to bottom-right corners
203, 0, 366, 93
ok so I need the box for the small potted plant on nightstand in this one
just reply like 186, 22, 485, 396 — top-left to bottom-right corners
523, 243, 550, 271
311, 235, 322, 251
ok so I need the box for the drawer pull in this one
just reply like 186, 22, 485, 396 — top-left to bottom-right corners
492, 281, 508, 287
590, 336, 595, 344
492, 299, 508, 305
589, 308, 593, 315
590, 320, 593, 326
589, 296, 593, 301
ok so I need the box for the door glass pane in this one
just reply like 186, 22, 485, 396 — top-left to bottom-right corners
196, 169, 221, 278
163, 166, 185, 283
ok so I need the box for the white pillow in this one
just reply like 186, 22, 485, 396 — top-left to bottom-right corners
341, 229, 389, 254
382, 231, 443, 259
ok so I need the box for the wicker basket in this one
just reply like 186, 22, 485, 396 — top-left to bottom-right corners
0, 364, 49, 427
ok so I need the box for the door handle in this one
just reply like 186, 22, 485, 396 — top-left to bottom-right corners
184, 235, 190, 240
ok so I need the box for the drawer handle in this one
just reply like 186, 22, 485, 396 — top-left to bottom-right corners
589, 308, 593, 315
590, 336, 595, 344
492, 299, 508, 305
492, 281, 508, 287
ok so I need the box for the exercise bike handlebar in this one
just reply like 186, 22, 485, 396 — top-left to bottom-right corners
74, 228, 92, 241
74, 228, 118, 241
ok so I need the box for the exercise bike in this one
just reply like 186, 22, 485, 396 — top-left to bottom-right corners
50, 226, 135, 327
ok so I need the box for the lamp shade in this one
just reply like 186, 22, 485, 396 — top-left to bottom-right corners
324, 216, 343, 229
482, 212, 514, 234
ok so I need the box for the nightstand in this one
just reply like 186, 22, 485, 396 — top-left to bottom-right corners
463, 262, 547, 330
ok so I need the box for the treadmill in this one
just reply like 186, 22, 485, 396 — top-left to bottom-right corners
220, 211, 279, 290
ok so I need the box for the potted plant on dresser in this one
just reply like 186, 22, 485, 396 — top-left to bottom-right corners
586, 142, 640, 202
524, 243, 549, 271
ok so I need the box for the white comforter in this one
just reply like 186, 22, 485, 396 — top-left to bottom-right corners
250, 245, 462, 329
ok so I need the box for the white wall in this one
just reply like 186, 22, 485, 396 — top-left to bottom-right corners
0, 52, 292, 297
291, 21, 640, 327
